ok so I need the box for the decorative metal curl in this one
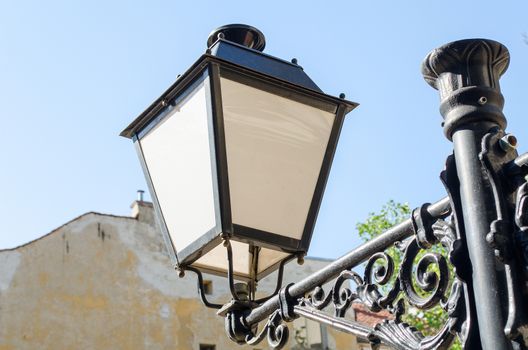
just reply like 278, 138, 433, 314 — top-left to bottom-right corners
365, 252, 394, 285
331, 270, 365, 317
244, 310, 289, 350
310, 285, 332, 310
364, 252, 400, 309
267, 311, 289, 349
399, 238, 450, 309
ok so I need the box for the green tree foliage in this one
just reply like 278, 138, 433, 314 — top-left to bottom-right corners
356, 200, 461, 349
356, 200, 410, 268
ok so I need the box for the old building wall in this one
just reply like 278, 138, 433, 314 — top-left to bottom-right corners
0, 202, 359, 350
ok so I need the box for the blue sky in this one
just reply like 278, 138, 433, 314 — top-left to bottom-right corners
1, 1, 527, 259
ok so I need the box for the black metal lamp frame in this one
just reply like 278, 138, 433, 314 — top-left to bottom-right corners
196, 38, 528, 350
121, 32, 356, 282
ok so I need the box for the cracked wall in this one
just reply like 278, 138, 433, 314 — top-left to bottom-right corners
0, 202, 358, 350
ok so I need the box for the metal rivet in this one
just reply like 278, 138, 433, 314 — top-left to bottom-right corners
499, 133, 518, 152
161, 100, 168, 107
217, 32, 225, 40
297, 254, 305, 265
478, 96, 488, 105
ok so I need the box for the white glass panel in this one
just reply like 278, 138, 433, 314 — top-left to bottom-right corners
221, 77, 335, 240
257, 249, 290, 275
194, 241, 249, 278
193, 243, 289, 279
139, 79, 221, 254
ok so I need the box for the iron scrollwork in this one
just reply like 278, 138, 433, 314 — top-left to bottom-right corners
295, 210, 464, 350
224, 290, 293, 349
221, 204, 468, 350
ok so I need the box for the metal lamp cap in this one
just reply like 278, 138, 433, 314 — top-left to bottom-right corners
207, 24, 266, 51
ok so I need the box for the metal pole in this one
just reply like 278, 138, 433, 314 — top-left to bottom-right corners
422, 39, 511, 349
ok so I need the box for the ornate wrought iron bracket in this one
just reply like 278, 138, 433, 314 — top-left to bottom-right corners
213, 198, 461, 349
180, 38, 528, 349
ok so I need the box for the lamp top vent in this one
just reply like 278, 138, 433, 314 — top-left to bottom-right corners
207, 24, 266, 51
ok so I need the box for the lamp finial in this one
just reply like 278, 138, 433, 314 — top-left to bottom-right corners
207, 24, 266, 51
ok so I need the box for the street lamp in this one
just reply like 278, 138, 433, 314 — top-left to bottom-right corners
121, 24, 356, 299
123, 25, 528, 350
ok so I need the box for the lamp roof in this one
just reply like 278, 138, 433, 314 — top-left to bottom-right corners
120, 27, 357, 139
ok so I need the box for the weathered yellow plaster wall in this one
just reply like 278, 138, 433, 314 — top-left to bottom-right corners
0, 202, 358, 349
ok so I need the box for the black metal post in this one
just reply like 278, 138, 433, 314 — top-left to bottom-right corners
422, 39, 511, 349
